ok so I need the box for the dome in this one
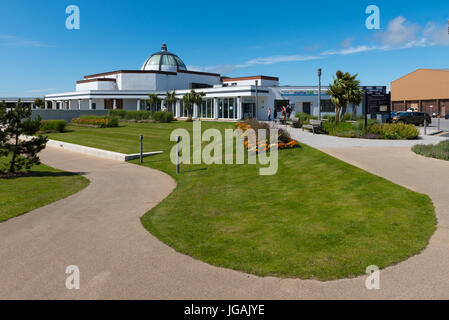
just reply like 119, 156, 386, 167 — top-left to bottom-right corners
141, 44, 187, 72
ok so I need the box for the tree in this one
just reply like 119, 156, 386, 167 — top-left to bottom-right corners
164, 90, 177, 113
182, 90, 205, 119
327, 70, 363, 123
33, 98, 45, 109
147, 93, 161, 112
0, 100, 48, 175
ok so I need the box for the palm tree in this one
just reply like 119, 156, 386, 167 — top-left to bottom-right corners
182, 89, 205, 119
327, 70, 363, 123
33, 98, 45, 109
164, 90, 177, 113
147, 93, 161, 113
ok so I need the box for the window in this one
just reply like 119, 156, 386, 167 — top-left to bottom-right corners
218, 98, 223, 118
320, 100, 335, 113
207, 99, 213, 118
224, 98, 229, 118
162, 55, 177, 66
228, 98, 235, 119
148, 55, 161, 66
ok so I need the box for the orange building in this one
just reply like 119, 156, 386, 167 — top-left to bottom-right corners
391, 69, 449, 116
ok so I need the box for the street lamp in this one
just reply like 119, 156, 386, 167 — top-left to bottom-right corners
318, 68, 322, 121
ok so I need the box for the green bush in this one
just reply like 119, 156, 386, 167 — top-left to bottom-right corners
412, 140, 449, 161
40, 120, 67, 133
295, 112, 317, 124
109, 110, 151, 121
152, 111, 174, 123
368, 123, 419, 140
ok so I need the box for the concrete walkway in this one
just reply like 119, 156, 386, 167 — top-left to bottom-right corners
1, 144, 449, 299
277, 124, 447, 149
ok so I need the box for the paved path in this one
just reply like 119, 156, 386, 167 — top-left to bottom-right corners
1, 144, 449, 299
277, 124, 447, 149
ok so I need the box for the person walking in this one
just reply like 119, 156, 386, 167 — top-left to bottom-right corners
267, 108, 272, 121
286, 105, 292, 119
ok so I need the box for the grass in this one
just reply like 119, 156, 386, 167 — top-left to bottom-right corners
45, 121, 436, 280
412, 140, 449, 161
0, 158, 89, 222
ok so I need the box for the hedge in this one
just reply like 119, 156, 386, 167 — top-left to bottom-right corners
368, 123, 419, 140
152, 111, 174, 123
109, 110, 151, 120
39, 120, 67, 133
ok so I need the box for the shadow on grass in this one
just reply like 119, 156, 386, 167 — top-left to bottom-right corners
1, 171, 88, 180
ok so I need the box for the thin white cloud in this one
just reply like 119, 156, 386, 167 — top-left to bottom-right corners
26, 88, 57, 93
423, 21, 449, 46
239, 54, 321, 67
191, 16, 448, 75
0, 35, 53, 48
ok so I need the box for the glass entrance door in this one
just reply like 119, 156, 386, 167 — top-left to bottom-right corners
242, 103, 256, 119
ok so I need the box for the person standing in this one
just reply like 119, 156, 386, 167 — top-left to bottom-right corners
274, 108, 278, 121
267, 108, 272, 121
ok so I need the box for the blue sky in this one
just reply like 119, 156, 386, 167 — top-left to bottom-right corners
0, 0, 448, 96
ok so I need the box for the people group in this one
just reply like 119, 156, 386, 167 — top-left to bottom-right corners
268, 105, 292, 122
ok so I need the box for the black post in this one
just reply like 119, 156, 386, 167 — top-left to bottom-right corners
139, 134, 143, 164
364, 89, 368, 129
176, 136, 180, 174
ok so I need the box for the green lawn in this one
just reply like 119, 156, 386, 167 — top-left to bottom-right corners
0, 159, 89, 222
46, 122, 436, 280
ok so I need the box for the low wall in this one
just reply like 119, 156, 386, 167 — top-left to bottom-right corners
32, 110, 109, 122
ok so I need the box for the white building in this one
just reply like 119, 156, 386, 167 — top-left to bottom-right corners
45, 44, 363, 120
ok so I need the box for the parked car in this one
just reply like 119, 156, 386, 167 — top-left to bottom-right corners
392, 112, 432, 126
445, 114, 449, 120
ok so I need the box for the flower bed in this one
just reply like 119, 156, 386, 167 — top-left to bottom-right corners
236, 122, 300, 152
71, 116, 118, 128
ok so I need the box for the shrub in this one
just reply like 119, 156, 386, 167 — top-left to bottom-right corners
40, 120, 67, 133
152, 111, 174, 123
368, 123, 419, 140
291, 119, 302, 128
412, 140, 449, 161
71, 116, 119, 128
109, 110, 151, 121
295, 112, 318, 124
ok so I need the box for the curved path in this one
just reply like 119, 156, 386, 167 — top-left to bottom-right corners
1, 146, 449, 299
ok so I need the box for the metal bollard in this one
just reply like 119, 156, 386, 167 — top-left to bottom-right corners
139, 134, 143, 163
176, 136, 180, 174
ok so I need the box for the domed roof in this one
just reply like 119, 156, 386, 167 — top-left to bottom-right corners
141, 44, 187, 72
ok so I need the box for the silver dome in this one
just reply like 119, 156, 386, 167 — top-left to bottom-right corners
141, 44, 187, 72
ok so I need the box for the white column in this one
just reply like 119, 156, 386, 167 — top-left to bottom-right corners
137, 99, 141, 111
78, 99, 81, 110
160, 99, 165, 111
237, 97, 242, 120
193, 103, 199, 119
68, 100, 72, 110
51, 101, 55, 109
213, 98, 218, 119
175, 100, 180, 118
89, 99, 93, 110
113, 99, 117, 110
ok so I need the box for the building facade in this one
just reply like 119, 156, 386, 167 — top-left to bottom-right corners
45, 44, 368, 120
391, 69, 449, 116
